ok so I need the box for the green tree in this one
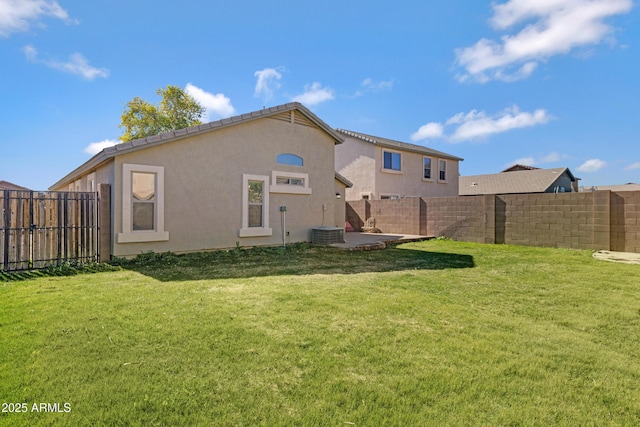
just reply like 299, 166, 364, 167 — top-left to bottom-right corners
119, 85, 206, 142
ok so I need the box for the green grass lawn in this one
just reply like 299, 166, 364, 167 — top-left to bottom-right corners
1, 241, 639, 426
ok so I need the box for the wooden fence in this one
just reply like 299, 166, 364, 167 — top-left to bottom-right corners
1, 190, 99, 271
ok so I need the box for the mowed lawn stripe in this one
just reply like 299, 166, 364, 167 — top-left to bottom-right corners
1, 241, 639, 426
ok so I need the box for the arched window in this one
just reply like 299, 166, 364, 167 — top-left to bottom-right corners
276, 153, 303, 167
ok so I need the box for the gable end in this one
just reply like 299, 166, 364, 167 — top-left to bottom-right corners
269, 110, 316, 129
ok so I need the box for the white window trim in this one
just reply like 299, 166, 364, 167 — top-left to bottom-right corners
438, 159, 448, 183
239, 174, 272, 238
117, 164, 169, 244
422, 156, 434, 182
381, 149, 403, 175
87, 173, 96, 192
269, 170, 312, 195
360, 192, 372, 200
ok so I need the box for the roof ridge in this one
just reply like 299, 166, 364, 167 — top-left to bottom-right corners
336, 128, 463, 161
50, 102, 341, 190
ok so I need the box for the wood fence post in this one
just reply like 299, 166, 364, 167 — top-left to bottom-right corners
98, 184, 111, 263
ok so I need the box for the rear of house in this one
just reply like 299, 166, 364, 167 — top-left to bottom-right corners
334, 129, 463, 201
51, 103, 347, 258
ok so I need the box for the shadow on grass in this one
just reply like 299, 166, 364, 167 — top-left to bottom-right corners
111, 243, 475, 282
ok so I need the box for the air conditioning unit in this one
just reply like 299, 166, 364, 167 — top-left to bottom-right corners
311, 226, 344, 245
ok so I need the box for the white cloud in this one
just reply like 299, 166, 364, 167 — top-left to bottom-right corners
353, 78, 394, 97
511, 156, 537, 167
410, 122, 444, 142
185, 83, 235, 121
509, 151, 565, 167
577, 158, 607, 172
625, 162, 640, 171
0, 0, 76, 37
83, 139, 119, 155
291, 82, 334, 106
23, 45, 109, 80
448, 106, 552, 142
540, 151, 562, 163
411, 105, 552, 144
254, 67, 283, 102
362, 78, 393, 91
455, 0, 633, 82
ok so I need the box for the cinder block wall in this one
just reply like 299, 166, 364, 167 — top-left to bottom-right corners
611, 191, 640, 253
422, 195, 490, 243
497, 192, 611, 251
345, 190, 640, 253
368, 198, 421, 235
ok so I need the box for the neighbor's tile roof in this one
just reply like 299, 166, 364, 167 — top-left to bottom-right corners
582, 183, 640, 192
335, 129, 463, 161
459, 168, 576, 195
0, 180, 30, 191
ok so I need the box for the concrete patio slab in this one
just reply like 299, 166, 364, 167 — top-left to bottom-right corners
593, 250, 640, 265
330, 232, 432, 251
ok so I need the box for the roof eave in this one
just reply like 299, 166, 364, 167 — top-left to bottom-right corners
336, 128, 463, 161
49, 102, 344, 189
48, 151, 111, 190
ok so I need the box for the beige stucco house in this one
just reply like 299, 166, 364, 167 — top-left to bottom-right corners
50, 103, 350, 258
334, 129, 463, 201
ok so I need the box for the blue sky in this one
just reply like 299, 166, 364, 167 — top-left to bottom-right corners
1, 0, 639, 190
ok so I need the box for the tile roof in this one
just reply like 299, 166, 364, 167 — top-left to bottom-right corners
0, 180, 30, 191
582, 183, 640, 192
50, 103, 343, 190
335, 172, 353, 188
460, 168, 576, 195
502, 164, 540, 172
335, 129, 463, 161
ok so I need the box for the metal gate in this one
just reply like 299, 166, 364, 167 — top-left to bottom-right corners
1, 190, 99, 271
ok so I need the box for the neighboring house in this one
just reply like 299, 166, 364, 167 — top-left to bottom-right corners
581, 183, 640, 192
50, 103, 349, 258
0, 180, 30, 191
460, 166, 579, 196
334, 129, 463, 201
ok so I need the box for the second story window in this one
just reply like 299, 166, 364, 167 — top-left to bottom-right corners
439, 160, 447, 181
383, 151, 401, 171
423, 157, 432, 179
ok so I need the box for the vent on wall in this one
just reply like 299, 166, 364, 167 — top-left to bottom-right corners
311, 226, 344, 245
270, 111, 316, 128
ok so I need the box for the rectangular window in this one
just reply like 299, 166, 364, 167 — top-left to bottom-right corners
270, 171, 312, 195
276, 176, 304, 186
132, 172, 156, 231
423, 157, 432, 180
247, 180, 264, 228
117, 164, 169, 244
383, 151, 401, 171
240, 174, 272, 237
439, 160, 447, 181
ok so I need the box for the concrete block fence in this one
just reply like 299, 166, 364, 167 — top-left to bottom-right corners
346, 190, 640, 253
